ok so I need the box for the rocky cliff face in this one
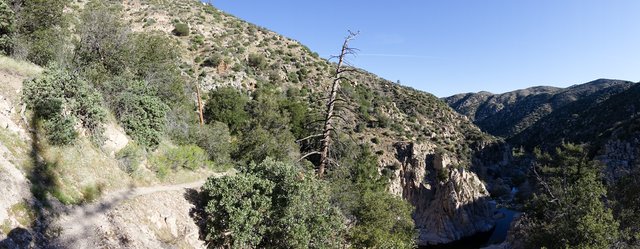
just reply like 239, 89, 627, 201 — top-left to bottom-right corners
597, 134, 640, 183
392, 142, 496, 245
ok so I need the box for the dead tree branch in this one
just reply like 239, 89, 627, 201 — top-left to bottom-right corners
317, 31, 359, 178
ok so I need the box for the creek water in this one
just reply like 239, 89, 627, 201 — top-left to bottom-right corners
483, 208, 520, 246
420, 208, 520, 249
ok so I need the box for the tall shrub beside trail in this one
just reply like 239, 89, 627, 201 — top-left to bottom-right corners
22, 64, 106, 145
201, 158, 345, 248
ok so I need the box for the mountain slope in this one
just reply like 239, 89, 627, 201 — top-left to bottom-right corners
123, 0, 487, 148
512, 83, 640, 180
1, 0, 509, 247
510, 81, 639, 149
445, 79, 635, 138
118, 0, 496, 172
117, 0, 505, 245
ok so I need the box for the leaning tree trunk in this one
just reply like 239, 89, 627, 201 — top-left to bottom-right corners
318, 32, 357, 178
195, 76, 205, 125
193, 45, 205, 126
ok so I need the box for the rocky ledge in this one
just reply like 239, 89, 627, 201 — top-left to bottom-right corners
392, 142, 496, 246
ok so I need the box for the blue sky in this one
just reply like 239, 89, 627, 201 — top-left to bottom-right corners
211, 0, 640, 97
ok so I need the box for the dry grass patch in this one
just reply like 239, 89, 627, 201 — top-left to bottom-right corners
0, 55, 42, 77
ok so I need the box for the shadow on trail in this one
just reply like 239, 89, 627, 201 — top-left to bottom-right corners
0, 114, 136, 248
1, 113, 58, 248
184, 188, 208, 243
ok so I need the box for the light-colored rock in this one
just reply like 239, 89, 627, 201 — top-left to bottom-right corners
0, 142, 31, 225
392, 142, 496, 246
102, 122, 130, 156
597, 136, 640, 183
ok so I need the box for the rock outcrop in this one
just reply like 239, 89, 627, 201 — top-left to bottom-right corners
393, 142, 496, 245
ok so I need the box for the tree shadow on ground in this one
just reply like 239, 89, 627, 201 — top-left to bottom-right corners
1, 112, 135, 248
184, 188, 208, 243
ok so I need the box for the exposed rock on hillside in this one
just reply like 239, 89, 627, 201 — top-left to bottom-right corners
2, 0, 508, 246
129, 2, 503, 245
393, 142, 495, 245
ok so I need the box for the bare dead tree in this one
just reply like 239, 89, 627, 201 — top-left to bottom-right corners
298, 31, 358, 178
192, 35, 206, 126
194, 66, 205, 126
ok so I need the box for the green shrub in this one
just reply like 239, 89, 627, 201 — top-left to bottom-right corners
81, 184, 103, 203
143, 18, 156, 27
201, 159, 345, 248
436, 168, 450, 182
204, 87, 249, 133
328, 145, 416, 248
172, 22, 189, 36
155, 163, 170, 179
0, 0, 14, 54
111, 80, 169, 148
188, 122, 233, 166
191, 34, 204, 46
116, 142, 143, 174
203, 169, 273, 247
152, 145, 211, 173
22, 65, 106, 145
231, 63, 243, 72
202, 54, 222, 67
287, 71, 299, 83
43, 115, 78, 145
349, 190, 415, 248
247, 53, 267, 69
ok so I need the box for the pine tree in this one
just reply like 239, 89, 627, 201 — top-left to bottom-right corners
525, 143, 619, 248
0, 0, 14, 54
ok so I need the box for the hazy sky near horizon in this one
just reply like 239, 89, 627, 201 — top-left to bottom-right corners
212, 0, 640, 97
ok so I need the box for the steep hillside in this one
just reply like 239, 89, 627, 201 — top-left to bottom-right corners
121, 0, 491, 154
445, 79, 634, 138
0, 55, 228, 248
511, 83, 640, 179
510, 82, 639, 149
0, 0, 513, 247
119, 1, 506, 245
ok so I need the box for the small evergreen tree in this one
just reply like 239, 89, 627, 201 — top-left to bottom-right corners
172, 22, 189, 36
612, 165, 640, 247
524, 143, 619, 248
13, 0, 69, 65
203, 86, 249, 133
0, 0, 14, 54
329, 145, 416, 248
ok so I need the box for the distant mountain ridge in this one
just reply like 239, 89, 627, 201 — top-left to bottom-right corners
446, 78, 640, 182
444, 79, 635, 139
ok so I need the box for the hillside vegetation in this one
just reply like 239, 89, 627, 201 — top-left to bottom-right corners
2, 0, 637, 248
446, 80, 640, 247
0, 0, 501, 247
445, 79, 634, 139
